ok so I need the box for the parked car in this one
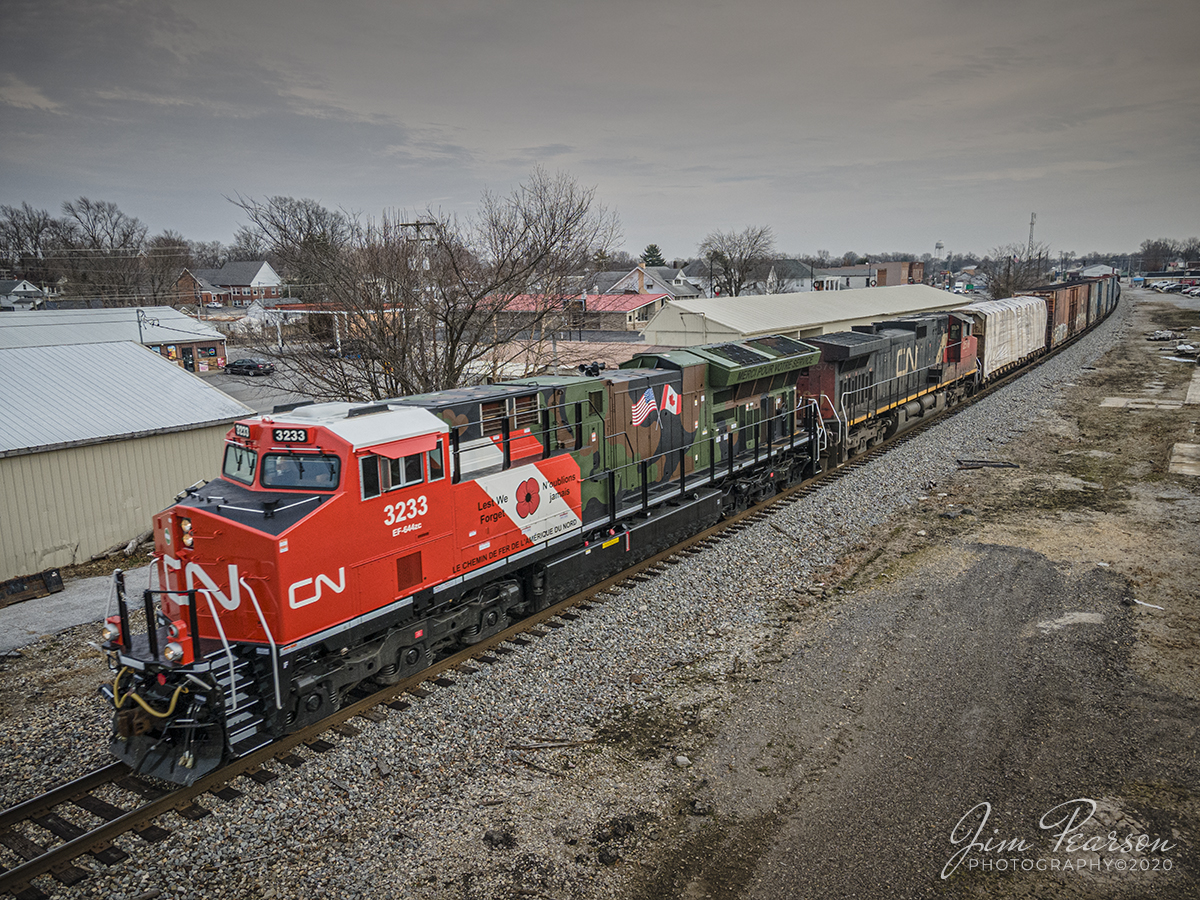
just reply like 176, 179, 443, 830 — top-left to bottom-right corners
226, 358, 275, 376
326, 339, 377, 359
206, 301, 223, 309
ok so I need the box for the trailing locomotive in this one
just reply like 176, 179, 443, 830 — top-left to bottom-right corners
101, 279, 1118, 785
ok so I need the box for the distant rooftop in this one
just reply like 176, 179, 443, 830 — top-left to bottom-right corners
0, 306, 224, 349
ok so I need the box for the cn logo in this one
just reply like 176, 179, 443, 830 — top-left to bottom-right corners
162, 556, 242, 611
288, 568, 346, 609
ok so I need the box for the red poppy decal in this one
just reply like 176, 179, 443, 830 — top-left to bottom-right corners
516, 477, 541, 518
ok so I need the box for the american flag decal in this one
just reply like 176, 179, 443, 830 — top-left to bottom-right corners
631, 386, 658, 426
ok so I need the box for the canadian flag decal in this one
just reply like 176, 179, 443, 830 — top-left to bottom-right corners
662, 383, 682, 416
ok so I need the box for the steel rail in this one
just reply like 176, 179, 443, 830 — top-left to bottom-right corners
0, 765, 128, 834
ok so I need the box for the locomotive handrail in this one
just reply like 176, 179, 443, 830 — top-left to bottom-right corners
193, 588, 240, 712
580, 396, 814, 526
214, 496, 321, 518
837, 359, 945, 426
240, 576, 283, 710
820, 393, 844, 447
800, 398, 828, 456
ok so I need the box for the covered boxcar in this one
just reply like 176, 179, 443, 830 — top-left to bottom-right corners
957, 296, 1048, 380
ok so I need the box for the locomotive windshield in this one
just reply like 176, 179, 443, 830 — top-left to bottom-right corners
223, 444, 257, 484
261, 453, 341, 490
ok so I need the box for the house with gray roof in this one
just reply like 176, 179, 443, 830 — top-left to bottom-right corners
0, 341, 252, 580
177, 260, 284, 307
679, 258, 817, 296
0, 279, 48, 311
586, 263, 701, 300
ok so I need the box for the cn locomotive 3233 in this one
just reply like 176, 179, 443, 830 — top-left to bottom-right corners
101, 279, 1118, 784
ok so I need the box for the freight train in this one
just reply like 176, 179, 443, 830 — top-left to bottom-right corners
101, 276, 1119, 784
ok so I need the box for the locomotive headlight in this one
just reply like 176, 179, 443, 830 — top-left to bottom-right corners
101, 622, 120, 642
163, 642, 184, 662
180, 517, 193, 547
167, 622, 180, 638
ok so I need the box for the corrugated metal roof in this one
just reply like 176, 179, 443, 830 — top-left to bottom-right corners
0, 307, 224, 349
0, 342, 252, 456
653, 284, 957, 336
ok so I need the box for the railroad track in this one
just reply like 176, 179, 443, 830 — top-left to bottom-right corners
0, 311, 1112, 898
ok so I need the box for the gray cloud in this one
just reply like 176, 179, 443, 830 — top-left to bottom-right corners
0, 0, 1196, 255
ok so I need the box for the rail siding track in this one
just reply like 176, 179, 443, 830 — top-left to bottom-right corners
0, 309, 1113, 898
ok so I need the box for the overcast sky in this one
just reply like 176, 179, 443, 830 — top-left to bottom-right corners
3, 0, 1197, 260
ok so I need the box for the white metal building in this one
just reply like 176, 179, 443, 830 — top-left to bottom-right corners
0, 342, 252, 580
0, 306, 228, 373
639, 284, 962, 346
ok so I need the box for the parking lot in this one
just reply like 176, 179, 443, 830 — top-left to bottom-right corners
206, 357, 313, 413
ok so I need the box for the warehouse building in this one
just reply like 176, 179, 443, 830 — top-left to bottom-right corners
0, 342, 251, 581
640, 283, 961, 346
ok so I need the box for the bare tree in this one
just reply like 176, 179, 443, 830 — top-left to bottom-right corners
0, 202, 61, 286
592, 247, 636, 271
233, 167, 620, 401
697, 226, 775, 297
188, 240, 225, 268
1139, 238, 1183, 272
143, 230, 193, 304
54, 198, 149, 305
979, 242, 1051, 300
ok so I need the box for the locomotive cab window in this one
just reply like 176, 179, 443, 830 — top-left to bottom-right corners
261, 453, 340, 490
426, 441, 445, 482
387, 453, 423, 490
361, 445, 442, 500
223, 444, 257, 485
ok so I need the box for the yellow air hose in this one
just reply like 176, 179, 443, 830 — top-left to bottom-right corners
113, 667, 189, 718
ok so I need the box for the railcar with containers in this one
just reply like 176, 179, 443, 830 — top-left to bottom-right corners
100, 277, 1119, 785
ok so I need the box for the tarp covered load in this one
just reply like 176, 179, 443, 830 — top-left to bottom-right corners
957, 296, 1048, 379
